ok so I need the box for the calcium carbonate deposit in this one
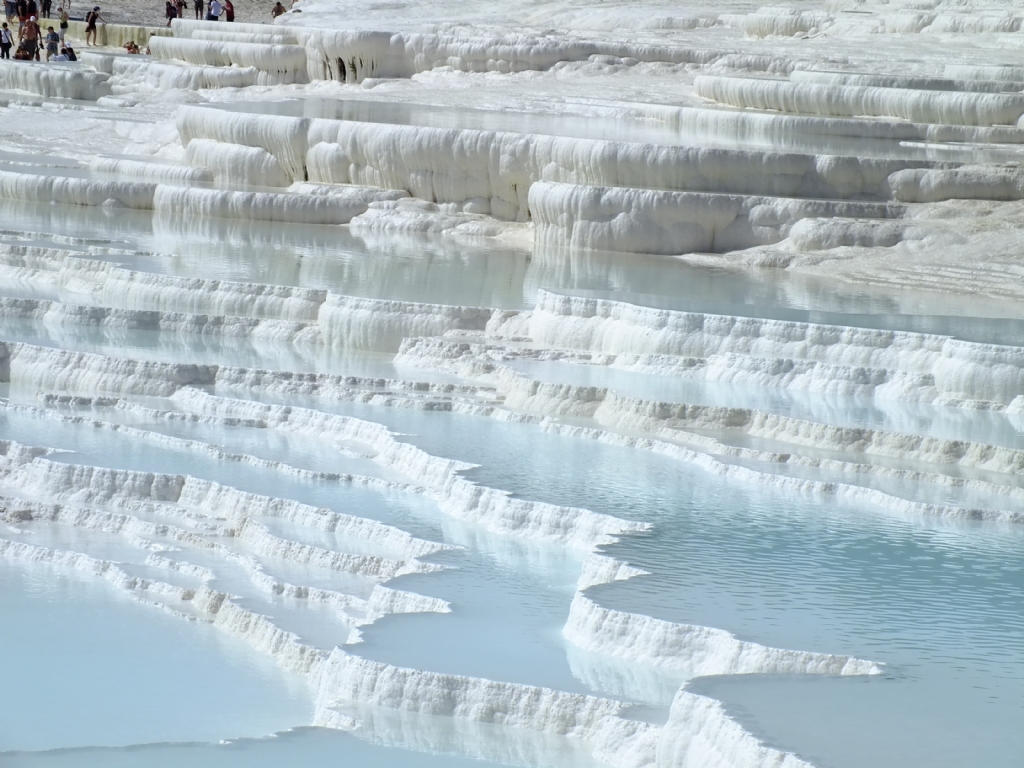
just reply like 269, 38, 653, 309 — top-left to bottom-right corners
5, 2, 1024, 767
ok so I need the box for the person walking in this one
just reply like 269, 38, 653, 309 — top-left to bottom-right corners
40, 0, 49, 17
22, 13, 38, 59
56, 3, 66, 41
164, 0, 175, 25
43, 23, 57, 58
83, 4, 102, 45
222, 0, 232, 21
0, 22, 12, 57
193, 0, 202, 19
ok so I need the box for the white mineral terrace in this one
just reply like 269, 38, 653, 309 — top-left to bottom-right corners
4, 2, 1024, 768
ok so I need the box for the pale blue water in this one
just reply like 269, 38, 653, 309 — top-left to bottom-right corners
2, 729, 598, 768
3, 196, 1024, 768
291, 401, 1024, 767
0, 561, 312, 752
0, 396, 595, 693
508, 358, 1024, 450
5, 198, 1024, 335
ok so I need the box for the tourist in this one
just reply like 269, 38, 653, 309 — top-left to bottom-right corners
40, 0, 49, 17
271, 1, 284, 17
0, 22, 11, 57
56, 3, 66, 41
223, 0, 232, 21
83, 4, 101, 45
22, 13, 38, 59
174, 0, 185, 20
3, 1, 13, 22
62, 41, 74, 59
193, 0, 202, 19
206, 0, 220, 19
165, 0, 175, 25
43, 23, 57, 57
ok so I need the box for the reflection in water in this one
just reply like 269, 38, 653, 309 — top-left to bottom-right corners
3, 199, 1024, 342
3, 176, 1024, 768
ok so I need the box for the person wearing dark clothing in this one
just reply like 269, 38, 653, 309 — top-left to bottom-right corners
0, 22, 11, 58
223, 0, 232, 21
84, 5, 103, 46
15, 0, 25, 38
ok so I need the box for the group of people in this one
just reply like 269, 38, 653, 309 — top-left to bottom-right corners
1, 0, 77, 60
167, 0, 233, 23
1, 0, 288, 61
0, 21, 78, 60
4, 0, 52, 21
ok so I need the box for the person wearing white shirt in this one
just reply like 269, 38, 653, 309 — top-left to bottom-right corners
206, 0, 220, 19
0, 23, 12, 59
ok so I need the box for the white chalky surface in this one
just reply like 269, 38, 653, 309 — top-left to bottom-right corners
3, 2, 1024, 768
